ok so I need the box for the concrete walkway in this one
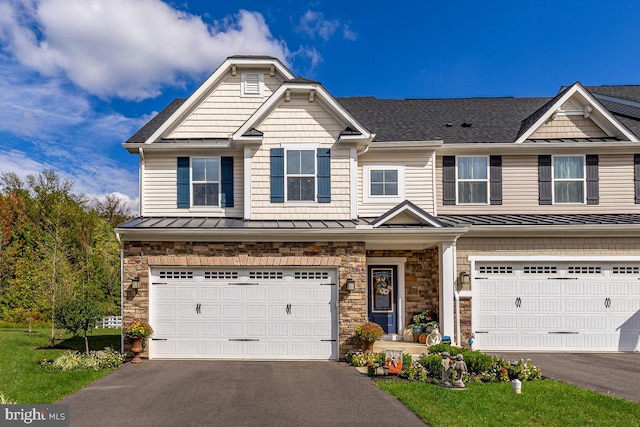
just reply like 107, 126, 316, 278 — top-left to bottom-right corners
490, 352, 640, 402
60, 361, 426, 427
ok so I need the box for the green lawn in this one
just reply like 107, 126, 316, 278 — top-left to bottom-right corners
0, 328, 121, 403
377, 379, 640, 427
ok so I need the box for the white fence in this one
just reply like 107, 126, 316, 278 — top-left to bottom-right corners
98, 316, 122, 329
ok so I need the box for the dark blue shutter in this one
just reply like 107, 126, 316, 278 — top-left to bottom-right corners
586, 155, 599, 205
635, 154, 640, 204
220, 157, 234, 208
489, 155, 502, 205
177, 157, 190, 208
317, 148, 331, 203
538, 155, 552, 205
442, 156, 456, 205
270, 148, 284, 203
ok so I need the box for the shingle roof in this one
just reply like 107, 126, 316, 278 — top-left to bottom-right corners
126, 86, 640, 145
337, 96, 550, 143
126, 98, 186, 143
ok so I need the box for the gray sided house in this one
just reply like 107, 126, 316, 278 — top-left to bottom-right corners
117, 56, 640, 359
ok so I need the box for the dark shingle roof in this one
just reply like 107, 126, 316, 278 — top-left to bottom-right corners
126, 98, 186, 143
587, 85, 640, 103
337, 96, 550, 143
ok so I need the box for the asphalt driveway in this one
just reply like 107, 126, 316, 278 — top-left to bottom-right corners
491, 352, 640, 402
60, 361, 426, 427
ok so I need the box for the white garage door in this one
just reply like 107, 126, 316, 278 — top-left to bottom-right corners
149, 268, 338, 359
473, 262, 640, 352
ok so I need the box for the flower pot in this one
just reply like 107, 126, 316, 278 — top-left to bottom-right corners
130, 337, 144, 364
361, 339, 375, 354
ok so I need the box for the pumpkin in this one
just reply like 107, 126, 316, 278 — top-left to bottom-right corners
419, 333, 428, 344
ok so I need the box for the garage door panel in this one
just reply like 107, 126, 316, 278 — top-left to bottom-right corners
150, 268, 337, 360
474, 261, 640, 352
199, 322, 222, 336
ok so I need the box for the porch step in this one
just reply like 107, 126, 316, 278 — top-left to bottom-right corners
373, 340, 429, 360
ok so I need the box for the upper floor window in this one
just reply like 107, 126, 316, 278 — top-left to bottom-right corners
242, 72, 263, 97
286, 150, 315, 201
553, 156, 584, 203
363, 165, 405, 203
457, 156, 488, 204
192, 158, 220, 206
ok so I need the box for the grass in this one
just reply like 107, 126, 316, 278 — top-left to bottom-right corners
377, 379, 640, 427
0, 327, 121, 403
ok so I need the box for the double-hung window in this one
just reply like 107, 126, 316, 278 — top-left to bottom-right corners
457, 156, 489, 204
553, 155, 584, 203
192, 158, 220, 206
286, 150, 315, 201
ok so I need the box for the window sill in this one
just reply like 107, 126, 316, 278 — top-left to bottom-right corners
188, 207, 224, 213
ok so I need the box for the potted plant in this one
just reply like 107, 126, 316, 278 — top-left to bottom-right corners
354, 321, 384, 353
410, 309, 439, 341
123, 320, 153, 364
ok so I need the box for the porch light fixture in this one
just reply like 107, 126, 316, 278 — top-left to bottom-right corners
131, 277, 140, 290
458, 272, 470, 286
345, 278, 356, 291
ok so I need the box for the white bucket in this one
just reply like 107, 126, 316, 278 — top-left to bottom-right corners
511, 379, 522, 394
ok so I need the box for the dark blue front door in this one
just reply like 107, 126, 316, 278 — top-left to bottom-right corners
368, 266, 397, 334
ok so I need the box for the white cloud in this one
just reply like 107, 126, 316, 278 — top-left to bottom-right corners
0, 0, 291, 100
296, 10, 356, 42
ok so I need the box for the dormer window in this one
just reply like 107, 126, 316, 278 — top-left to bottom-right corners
242, 72, 263, 97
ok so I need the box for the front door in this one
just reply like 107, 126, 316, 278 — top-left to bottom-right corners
368, 266, 397, 334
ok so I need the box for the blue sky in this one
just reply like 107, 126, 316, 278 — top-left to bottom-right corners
1, 0, 639, 211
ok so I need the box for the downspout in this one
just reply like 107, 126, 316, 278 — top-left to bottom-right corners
138, 147, 144, 217
116, 231, 124, 355
453, 244, 461, 347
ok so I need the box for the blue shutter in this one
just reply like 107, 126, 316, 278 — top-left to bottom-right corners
270, 148, 284, 203
317, 148, 331, 203
220, 157, 234, 208
177, 157, 190, 208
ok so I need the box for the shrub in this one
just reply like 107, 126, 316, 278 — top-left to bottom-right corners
427, 343, 463, 356
418, 353, 442, 376
401, 353, 413, 369
400, 362, 428, 382
461, 350, 494, 374
43, 348, 125, 371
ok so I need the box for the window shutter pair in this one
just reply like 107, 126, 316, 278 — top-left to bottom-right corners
176, 157, 234, 208
538, 155, 599, 205
270, 148, 331, 203
442, 155, 502, 205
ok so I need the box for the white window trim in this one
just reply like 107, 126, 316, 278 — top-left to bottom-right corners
552, 154, 586, 204
190, 157, 221, 209
284, 144, 317, 203
241, 72, 264, 97
455, 156, 489, 205
363, 164, 405, 204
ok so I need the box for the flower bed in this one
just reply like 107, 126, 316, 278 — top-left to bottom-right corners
346, 344, 542, 384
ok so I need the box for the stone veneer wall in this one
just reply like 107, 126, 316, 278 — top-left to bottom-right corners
366, 248, 439, 329
454, 236, 640, 345
123, 241, 368, 358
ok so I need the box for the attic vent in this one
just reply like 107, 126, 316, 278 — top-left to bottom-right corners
461, 122, 472, 128
242, 73, 262, 96
445, 123, 453, 127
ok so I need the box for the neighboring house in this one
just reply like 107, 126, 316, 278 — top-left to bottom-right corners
117, 56, 640, 359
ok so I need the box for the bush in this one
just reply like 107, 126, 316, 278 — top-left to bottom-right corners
418, 353, 443, 376
461, 350, 494, 374
42, 348, 124, 371
400, 362, 428, 382
402, 353, 413, 369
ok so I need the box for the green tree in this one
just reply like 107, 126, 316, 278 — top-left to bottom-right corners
55, 299, 102, 354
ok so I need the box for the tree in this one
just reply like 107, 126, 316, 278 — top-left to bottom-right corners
92, 193, 133, 227
55, 300, 102, 354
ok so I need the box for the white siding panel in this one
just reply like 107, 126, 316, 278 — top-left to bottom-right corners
437, 154, 638, 214
358, 152, 435, 217
167, 72, 281, 139
251, 96, 352, 219
143, 152, 244, 217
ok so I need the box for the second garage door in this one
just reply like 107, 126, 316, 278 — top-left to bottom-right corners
473, 261, 640, 352
149, 268, 338, 360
